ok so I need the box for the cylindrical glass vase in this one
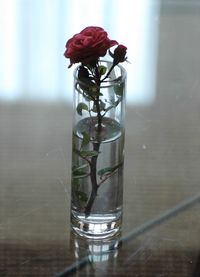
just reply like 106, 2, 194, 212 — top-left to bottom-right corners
70, 61, 126, 239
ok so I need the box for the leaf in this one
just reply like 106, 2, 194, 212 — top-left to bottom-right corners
73, 164, 88, 172
76, 102, 88, 116
82, 92, 95, 102
80, 150, 99, 157
81, 131, 90, 148
90, 87, 103, 97
99, 100, 106, 111
98, 162, 123, 178
76, 191, 88, 203
72, 170, 88, 179
72, 164, 88, 178
91, 100, 106, 113
78, 76, 96, 95
98, 65, 107, 76
104, 98, 122, 112
114, 83, 124, 96
98, 167, 113, 177
72, 147, 80, 156
91, 103, 97, 113
104, 105, 113, 113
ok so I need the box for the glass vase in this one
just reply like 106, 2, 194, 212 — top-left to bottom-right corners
70, 61, 127, 239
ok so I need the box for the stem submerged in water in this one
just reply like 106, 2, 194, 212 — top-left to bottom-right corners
84, 95, 102, 217
84, 141, 100, 217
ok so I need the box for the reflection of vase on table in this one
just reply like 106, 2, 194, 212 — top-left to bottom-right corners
64, 26, 128, 239
70, 231, 120, 274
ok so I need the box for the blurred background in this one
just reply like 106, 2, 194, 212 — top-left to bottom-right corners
1, 1, 200, 276
0, 0, 160, 105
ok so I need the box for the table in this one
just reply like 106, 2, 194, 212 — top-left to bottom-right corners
1, 1, 200, 276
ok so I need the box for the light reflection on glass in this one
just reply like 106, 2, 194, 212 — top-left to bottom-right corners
71, 231, 120, 264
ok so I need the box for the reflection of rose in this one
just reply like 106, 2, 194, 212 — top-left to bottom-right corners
64, 26, 118, 67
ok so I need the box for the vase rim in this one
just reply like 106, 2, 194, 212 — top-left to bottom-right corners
73, 60, 127, 89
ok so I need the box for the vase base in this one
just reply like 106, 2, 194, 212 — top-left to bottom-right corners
71, 211, 122, 239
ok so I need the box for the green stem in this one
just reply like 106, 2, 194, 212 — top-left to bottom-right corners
96, 96, 102, 132
84, 67, 102, 217
94, 65, 102, 132
84, 141, 100, 217
101, 64, 115, 82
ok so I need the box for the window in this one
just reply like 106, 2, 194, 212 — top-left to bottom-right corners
0, 0, 159, 105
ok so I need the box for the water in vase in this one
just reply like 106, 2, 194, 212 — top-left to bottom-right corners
71, 117, 124, 238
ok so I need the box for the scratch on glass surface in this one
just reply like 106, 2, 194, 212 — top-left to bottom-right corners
57, 178, 70, 201
123, 245, 145, 264
44, 146, 71, 199
160, 237, 194, 264
44, 146, 70, 201
123, 236, 161, 266
55, 193, 200, 277
20, 259, 32, 265
0, 204, 48, 228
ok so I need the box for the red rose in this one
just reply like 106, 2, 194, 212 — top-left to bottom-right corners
64, 26, 118, 67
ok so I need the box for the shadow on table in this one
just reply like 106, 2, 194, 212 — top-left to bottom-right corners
192, 253, 200, 277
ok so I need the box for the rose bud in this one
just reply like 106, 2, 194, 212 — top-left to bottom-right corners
113, 44, 127, 65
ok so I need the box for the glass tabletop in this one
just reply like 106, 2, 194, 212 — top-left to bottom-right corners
1, 1, 200, 276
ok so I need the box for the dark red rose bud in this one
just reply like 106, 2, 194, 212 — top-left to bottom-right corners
113, 44, 127, 65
